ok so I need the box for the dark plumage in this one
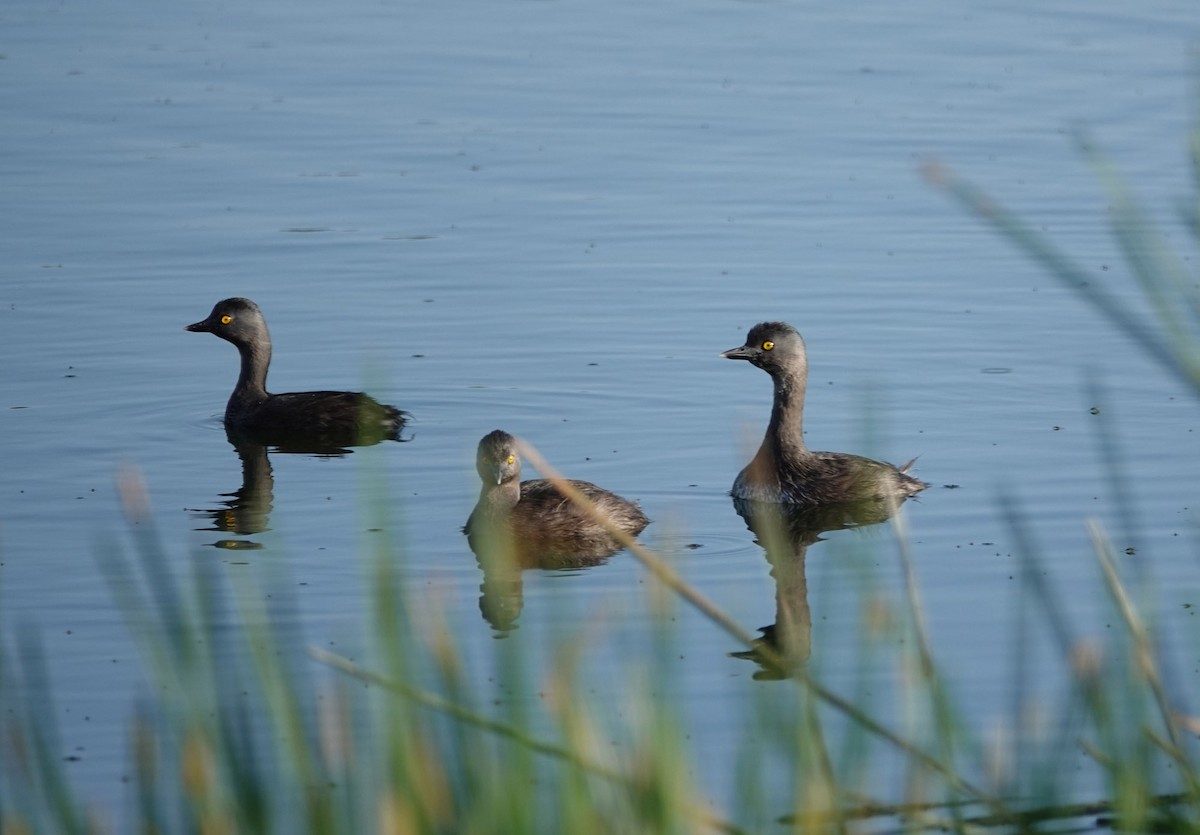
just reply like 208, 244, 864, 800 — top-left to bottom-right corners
722, 321, 927, 506
464, 430, 650, 567
186, 297, 406, 448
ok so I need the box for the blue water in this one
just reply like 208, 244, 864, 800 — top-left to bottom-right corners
3, 0, 1198, 817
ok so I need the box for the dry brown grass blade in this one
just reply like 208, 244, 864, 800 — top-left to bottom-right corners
514, 438, 998, 807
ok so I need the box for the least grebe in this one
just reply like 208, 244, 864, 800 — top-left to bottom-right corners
186, 298, 406, 446
464, 430, 650, 565
722, 321, 927, 505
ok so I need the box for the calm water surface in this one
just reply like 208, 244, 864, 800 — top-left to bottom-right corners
3, 0, 1198, 815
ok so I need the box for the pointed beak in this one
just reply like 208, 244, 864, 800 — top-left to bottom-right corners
185, 319, 211, 333
721, 345, 754, 360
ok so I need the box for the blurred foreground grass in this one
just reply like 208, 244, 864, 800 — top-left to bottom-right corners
5, 130, 1200, 832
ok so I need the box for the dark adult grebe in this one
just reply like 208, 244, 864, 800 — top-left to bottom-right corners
186, 297, 405, 446
722, 321, 926, 505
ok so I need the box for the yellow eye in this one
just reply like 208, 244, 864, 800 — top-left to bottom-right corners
220, 315, 233, 325
762, 340, 774, 351
506, 454, 515, 465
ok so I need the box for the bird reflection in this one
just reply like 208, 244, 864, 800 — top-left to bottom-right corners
730, 496, 903, 679
191, 436, 274, 547
191, 426, 399, 550
468, 537, 618, 635
222, 421, 404, 457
